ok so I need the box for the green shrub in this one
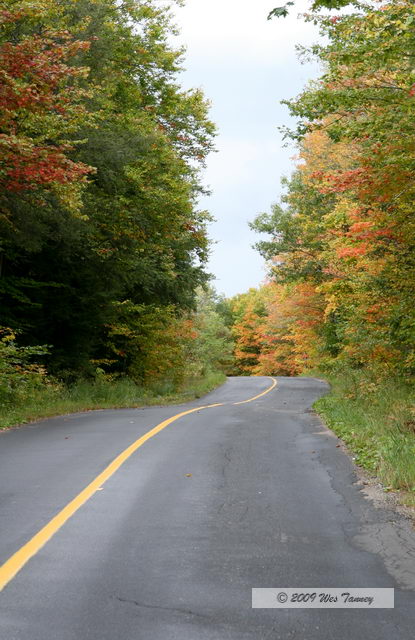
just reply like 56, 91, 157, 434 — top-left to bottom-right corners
0, 328, 50, 407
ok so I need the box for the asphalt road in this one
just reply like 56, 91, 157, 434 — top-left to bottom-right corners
1, 376, 415, 639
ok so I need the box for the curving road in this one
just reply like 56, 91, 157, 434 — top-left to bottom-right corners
0, 376, 415, 639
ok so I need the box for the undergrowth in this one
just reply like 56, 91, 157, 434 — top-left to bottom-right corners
0, 371, 226, 430
313, 369, 415, 507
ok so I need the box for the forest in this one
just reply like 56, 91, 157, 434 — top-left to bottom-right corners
0, 0, 236, 421
1, 1, 414, 500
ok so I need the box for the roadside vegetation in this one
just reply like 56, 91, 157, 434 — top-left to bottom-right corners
0, 368, 225, 431
314, 370, 415, 506
0, 286, 233, 429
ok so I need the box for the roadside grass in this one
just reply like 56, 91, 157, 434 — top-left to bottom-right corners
0, 371, 226, 430
313, 370, 415, 507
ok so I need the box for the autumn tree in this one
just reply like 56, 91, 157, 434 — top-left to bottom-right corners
230, 288, 269, 375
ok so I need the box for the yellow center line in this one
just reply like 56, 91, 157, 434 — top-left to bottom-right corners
0, 403, 222, 592
233, 377, 277, 405
0, 378, 277, 592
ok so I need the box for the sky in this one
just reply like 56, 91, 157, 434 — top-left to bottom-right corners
171, 0, 321, 297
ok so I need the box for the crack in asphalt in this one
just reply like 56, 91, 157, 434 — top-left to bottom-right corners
115, 596, 210, 620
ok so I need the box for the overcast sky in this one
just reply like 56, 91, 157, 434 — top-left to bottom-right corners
171, 0, 321, 297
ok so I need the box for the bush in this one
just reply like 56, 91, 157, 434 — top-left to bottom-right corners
0, 328, 50, 407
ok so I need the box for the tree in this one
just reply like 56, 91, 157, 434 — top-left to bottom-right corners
0, 3, 93, 202
230, 289, 268, 375
187, 287, 235, 377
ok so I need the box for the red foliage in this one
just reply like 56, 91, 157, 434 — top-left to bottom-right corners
337, 245, 368, 258
0, 19, 93, 193
2, 143, 91, 191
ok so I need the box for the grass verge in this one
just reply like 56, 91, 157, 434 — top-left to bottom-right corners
0, 371, 226, 430
313, 370, 415, 507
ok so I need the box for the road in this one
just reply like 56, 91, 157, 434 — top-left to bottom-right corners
0, 376, 414, 639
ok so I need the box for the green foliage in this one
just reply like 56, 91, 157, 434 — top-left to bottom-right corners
0, 328, 50, 406
311, 0, 356, 8
314, 369, 415, 496
267, 3, 294, 20
251, 171, 332, 284
0, 0, 217, 381
0, 367, 226, 430
267, 0, 356, 20
187, 287, 235, 376
106, 301, 191, 387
